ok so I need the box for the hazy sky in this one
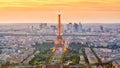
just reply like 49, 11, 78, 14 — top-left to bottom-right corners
0, 0, 120, 23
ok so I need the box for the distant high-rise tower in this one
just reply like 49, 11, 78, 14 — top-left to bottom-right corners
52, 11, 67, 52
67, 23, 73, 33
73, 23, 79, 32
100, 25, 104, 32
31, 26, 34, 30
79, 22, 83, 32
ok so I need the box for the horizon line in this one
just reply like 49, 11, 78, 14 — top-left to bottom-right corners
0, 22, 120, 24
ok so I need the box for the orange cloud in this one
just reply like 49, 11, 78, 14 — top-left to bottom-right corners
0, 0, 120, 23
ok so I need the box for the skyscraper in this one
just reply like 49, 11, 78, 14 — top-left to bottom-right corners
67, 23, 73, 33
100, 25, 104, 32
73, 23, 79, 32
79, 22, 83, 32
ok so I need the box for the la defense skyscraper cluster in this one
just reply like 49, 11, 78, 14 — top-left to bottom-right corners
52, 11, 67, 52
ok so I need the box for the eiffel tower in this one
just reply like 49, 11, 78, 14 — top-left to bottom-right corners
52, 11, 67, 52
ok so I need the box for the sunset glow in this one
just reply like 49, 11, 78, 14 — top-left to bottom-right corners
0, 0, 120, 23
